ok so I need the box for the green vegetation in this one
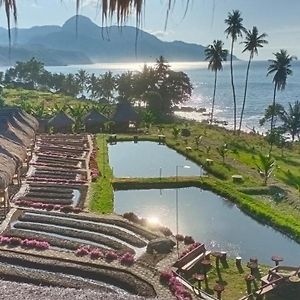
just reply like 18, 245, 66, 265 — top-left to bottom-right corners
190, 258, 269, 300
89, 135, 113, 214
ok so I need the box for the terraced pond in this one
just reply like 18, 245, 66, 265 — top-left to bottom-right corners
115, 187, 300, 266
108, 141, 203, 177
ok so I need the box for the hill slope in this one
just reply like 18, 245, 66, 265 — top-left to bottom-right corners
0, 15, 237, 65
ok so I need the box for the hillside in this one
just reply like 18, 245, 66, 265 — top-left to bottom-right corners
0, 15, 237, 66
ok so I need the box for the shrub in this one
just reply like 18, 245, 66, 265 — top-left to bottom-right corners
160, 226, 173, 236
0, 236, 11, 245
9, 237, 22, 246
159, 270, 174, 285
105, 251, 118, 261
120, 252, 135, 266
72, 207, 82, 214
60, 205, 73, 213
184, 236, 195, 245
90, 249, 103, 260
75, 247, 90, 257
175, 234, 184, 242
123, 212, 140, 223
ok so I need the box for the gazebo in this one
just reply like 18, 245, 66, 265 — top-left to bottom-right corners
84, 109, 109, 133
48, 111, 75, 133
112, 101, 139, 132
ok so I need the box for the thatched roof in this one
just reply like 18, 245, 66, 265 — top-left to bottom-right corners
48, 111, 74, 128
2, 114, 35, 138
0, 153, 16, 189
84, 110, 109, 125
112, 102, 139, 123
0, 117, 31, 147
0, 108, 38, 131
0, 136, 27, 163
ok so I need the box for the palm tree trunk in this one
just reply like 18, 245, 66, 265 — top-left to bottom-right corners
238, 55, 252, 135
230, 39, 237, 134
269, 83, 277, 153
270, 83, 277, 132
210, 70, 218, 124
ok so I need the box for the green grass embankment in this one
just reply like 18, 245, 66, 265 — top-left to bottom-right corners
89, 135, 114, 214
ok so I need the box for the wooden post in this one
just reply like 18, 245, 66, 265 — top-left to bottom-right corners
236, 256, 242, 268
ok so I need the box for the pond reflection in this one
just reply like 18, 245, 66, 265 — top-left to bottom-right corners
115, 187, 300, 266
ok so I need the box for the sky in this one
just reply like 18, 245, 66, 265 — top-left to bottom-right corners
0, 0, 299, 60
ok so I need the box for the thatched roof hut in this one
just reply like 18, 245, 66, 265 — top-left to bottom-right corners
2, 114, 35, 138
0, 153, 16, 189
0, 117, 32, 147
48, 111, 75, 133
84, 110, 109, 133
0, 136, 27, 164
0, 108, 38, 131
112, 102, 139, 131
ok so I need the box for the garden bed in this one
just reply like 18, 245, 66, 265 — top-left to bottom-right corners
19, 213, 147, 248
26, 210, 159, 241
0, 249, 156, 297
12, 223, 135, 253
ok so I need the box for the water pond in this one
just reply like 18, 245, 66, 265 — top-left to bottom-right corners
108, 141, 203, 178
114, 187, 300, 266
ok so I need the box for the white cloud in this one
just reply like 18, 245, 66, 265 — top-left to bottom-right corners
144, 29, 174, 39
80, 0, 99, 9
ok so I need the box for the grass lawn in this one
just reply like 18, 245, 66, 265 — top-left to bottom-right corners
189, 258, 270, 300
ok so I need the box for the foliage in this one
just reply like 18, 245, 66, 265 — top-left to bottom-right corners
256, 154, 276, 185
216, 144, 228, 163
172, 127, 180, 139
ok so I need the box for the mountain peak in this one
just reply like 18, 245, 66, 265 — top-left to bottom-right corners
62, 15, 98, 32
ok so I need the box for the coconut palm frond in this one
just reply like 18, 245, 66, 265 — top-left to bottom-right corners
0, 0, 17, 47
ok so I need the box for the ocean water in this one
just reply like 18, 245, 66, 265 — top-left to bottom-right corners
4, 60, 300, 131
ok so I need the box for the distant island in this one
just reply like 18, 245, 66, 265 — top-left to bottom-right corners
0, 15, 237, 66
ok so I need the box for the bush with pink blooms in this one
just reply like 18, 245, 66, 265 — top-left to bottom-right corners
120, 252, 135, 266
0, 236, 50, 250
74, 246, 135, 266
159, 270, 192, 300
105, 250, 118, 261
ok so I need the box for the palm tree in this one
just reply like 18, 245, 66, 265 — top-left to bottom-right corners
280, 101, 300, 141
256, 154, 276, 185
267, 50, 296, 139
75, 69, 89, 97
205, 40, 228, 124
239, 26, 268, 134
225, 10, 246, 133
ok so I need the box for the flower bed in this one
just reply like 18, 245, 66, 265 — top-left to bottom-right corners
14, 200, 81, 213
24, 210, 158, 241
0, 235, 50, 250
26, 177, 86, 185
15, 197, 74, 206
75, 245, 135, 266
13, 222, 134, 253
160, 270, 192, 300
19, 213, 146, 247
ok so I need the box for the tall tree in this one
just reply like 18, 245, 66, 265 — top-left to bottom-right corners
225, 10, 246, 133
239, 26, 268, 133
99, 71, 115, 102
267, 49, 296, 150
279, 101, 300, 141
75, 69, 89, 97
205, 40, 228, 124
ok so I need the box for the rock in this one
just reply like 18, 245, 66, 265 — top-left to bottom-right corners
146, 238, 176, 254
